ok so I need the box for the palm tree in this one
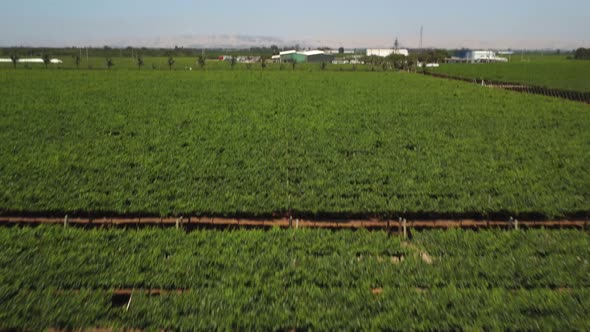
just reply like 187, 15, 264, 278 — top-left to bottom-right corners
73, 55, 81, 69
10, 54, 19, 69
197, 55, 205, 69
42, 54, 51, 69
137, 56, 144, 70
260, 57, 267, 69
168, 57, 175, 70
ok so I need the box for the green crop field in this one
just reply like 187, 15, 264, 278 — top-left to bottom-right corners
1, 62, 590, 330
430, 55, 590, 92
1, 226, 589, 330
1, 70, 589, 218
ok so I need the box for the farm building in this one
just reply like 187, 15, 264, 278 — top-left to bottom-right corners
218, 55, 233, 61
279, 50, 298, 62
332, 56, 364, 65
366, 48, 409, 57
292, 50, 335, 63
325, 49, 356, 55
448, 50, 508, 63
279, 50, 335, 63
0, 58, 63, 64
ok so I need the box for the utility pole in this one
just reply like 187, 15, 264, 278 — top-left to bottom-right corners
420, 25, 423, 50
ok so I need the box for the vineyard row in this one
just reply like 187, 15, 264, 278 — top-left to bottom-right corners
424, 71, 590, 103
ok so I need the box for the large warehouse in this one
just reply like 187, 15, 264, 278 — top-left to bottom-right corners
279, 50, 335, 63
279, 50, 298, 62
293, 50, 335, 63
366, 48, 409, 57
448, 50, 508, 63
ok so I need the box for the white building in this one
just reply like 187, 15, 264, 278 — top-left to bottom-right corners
279, 50, 297, 56
469, 51, 504, 62
325, 49, 356, 55
417, 62, 440, 68
0, 58, 63, 64
448, 50, 508, 63
366, 48, 409, 57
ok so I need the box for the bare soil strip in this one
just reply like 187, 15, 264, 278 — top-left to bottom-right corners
0, 216, 587, 229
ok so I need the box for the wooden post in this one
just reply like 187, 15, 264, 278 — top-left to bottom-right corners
64, 215, 68, 228
398, 217, 402, 237
403, 218, 407, 240
175, 217, 179, 229
514, 218, 519, 231
387, 219, 391, 237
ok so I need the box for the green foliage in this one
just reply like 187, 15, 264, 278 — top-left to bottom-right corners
574, 47, 590, 60
105, 57, 114, 69
431, 56, 590, 92
418, 49, 450, 63
136, 55, 144, 70
197, 55, 205, 69
73, 55, 80, 69
42, 54, 50, 69
260, 56, 267, 69
0, 227, 589, 329
0, 71, 588, 218
10, 54, 18, 68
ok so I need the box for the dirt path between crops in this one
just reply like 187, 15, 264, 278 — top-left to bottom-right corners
0, 215, 587, 230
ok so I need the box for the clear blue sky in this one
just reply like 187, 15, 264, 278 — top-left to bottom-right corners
1, 0, 588, 49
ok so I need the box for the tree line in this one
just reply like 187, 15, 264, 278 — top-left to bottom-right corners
362, 49, 450, 71
0, 46, 280, 59
573, 48, 590, 60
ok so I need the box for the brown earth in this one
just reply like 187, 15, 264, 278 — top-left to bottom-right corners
0, 216, 587, 229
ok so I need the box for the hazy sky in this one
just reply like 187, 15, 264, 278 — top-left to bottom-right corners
1, 0, 588, 49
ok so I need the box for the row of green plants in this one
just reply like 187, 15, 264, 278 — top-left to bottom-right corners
1, 227, 588, 290
0, 70, 588, 218
1, 226, 589, 329
2, 286, 589, 330
430, 56, 590, 92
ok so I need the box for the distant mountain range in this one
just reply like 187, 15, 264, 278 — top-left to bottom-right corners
83, 34, 312, 49
2, 33, 584, 50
